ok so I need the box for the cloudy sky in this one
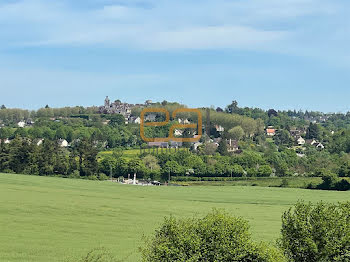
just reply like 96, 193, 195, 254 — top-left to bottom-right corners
0, 0, 349, 112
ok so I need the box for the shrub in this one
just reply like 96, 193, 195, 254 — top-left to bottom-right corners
68, 170, 81, 179
258, 165, 273, 177
98, 173, 109, 181
279, 201, 350, 262
141, 209, 285, 262
316, 173, 350, 191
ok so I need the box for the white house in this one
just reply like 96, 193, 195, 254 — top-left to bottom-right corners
58, 139, 69, 147
193, 142, 203, 151
178, 118, 190, 124
17, 121, 26, 128
174, 129, 183, 136
215, 125, 225, 132
297, 137, 306, 146
316, 142, 325, 150
36, 139, 44, 146
133, 117, 141, 124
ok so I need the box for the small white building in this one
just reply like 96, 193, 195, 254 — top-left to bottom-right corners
174, 129, 183, 136
58, 139, 69, 147
316, 143, 325, 150
36, 139, 44, 146
17, 121, 26, 128
178, 118, 190, 124
133, 117, 141, 124
215, 125, 225, 132
297, 137, 306, 146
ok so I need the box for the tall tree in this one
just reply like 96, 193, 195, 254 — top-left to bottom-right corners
228, 126, 245, 140
217, 139, 228, 156
306, 123, 320, 139
75, 138, 99, 177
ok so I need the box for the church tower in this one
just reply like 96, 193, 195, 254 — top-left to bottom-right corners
104, 96, 110, 107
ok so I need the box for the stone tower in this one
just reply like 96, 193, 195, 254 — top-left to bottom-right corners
104, 96, 110, 107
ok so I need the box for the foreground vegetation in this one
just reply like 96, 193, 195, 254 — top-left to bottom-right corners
1, 173, 349, 262
141, 201, 350, 261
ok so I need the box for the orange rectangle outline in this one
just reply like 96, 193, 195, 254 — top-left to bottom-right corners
140, 107, 202, 143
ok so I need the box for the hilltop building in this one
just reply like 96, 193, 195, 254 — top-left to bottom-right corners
99, 96, 152, 119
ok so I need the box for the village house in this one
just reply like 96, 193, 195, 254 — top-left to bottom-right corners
289, 128, 306, 138
0, 138, 11, 144
129, 116, 141, 124
17, 121, 26, 128
174, 129, 183, 136
178, 118, 190, 124
296, 137, 306, 146
305, 139, 325, 150
227, 139, 240, 153
266, 128, 276, 136
306, 139, 318, 146
58, 139, 69, 148
26, 119, 35, 126
215, 125, 225, 132
36, 139, 44, 146
315, 142, 325, 150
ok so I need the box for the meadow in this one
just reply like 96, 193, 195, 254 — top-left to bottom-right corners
1, 173, 349, 262
98, 148, 189, 160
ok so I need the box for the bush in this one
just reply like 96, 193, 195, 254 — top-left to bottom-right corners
141, 209, 285, 262
258, 165, 273, 177
98, 173, 109, 181
279, 201, 350, 261
68, 170, 81, 179
315, 173, 350, 191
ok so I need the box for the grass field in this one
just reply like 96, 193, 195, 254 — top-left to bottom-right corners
1, 173, 349, 262
175, 177, 324, 188
98, 148, 189, 160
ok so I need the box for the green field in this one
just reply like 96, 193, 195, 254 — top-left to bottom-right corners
175, 177, 324, 188
98, 148, 189, 160
98, 149, 140, 160
1, 173, 349, 262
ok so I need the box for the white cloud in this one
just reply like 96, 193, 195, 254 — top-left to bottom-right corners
0, 0, 348, 67
0, 0, 293, 49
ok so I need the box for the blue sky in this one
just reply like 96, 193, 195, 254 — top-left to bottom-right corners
0, 0, 349, 112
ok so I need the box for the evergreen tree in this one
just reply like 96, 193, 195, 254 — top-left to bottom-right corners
217, 139, 228, 156
75, 138, 99, 177
306, 123, 320, 139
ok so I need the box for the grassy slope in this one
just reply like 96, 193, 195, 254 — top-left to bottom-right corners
176, 177, 324, 187
1, 173, 349, 262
